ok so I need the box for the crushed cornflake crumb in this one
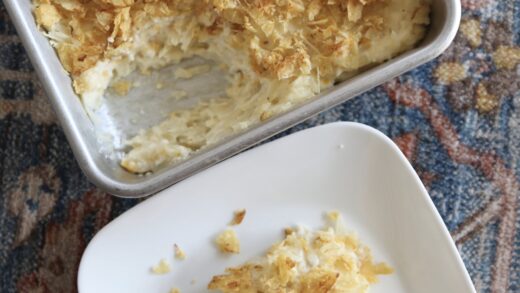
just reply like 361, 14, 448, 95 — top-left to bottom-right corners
174, 243, 186, 260
215, 229, 240, 254
156, 82, 164, 90
151, 259, 171, 275
208, 212, 393, 292
229, 209, 246, 226
169, 288, 180, 293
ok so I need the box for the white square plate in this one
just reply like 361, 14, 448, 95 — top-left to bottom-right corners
78, 122, 476, 293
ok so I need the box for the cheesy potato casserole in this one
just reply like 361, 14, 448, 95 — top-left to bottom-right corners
33, 0, 430, 173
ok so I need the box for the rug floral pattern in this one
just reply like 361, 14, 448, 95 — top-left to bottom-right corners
0, 1, 519, 292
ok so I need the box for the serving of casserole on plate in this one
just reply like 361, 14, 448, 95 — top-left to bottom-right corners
4, 0, 460, 196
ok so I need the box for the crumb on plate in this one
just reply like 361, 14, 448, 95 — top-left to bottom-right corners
151, 259, 171, 275
174, 243, 186, 260
215, 229, 240, 254
229, 209, 246, 226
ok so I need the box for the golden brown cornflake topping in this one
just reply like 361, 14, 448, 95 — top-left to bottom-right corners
33, 0, 176, 76
34, 0, 430, 82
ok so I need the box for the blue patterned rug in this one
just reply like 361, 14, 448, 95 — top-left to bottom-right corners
1, 1, 519, 292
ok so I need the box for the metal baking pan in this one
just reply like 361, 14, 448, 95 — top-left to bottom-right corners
4, 0, 461, 198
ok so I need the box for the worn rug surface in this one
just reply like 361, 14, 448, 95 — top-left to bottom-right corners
0, 1, 519, 292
